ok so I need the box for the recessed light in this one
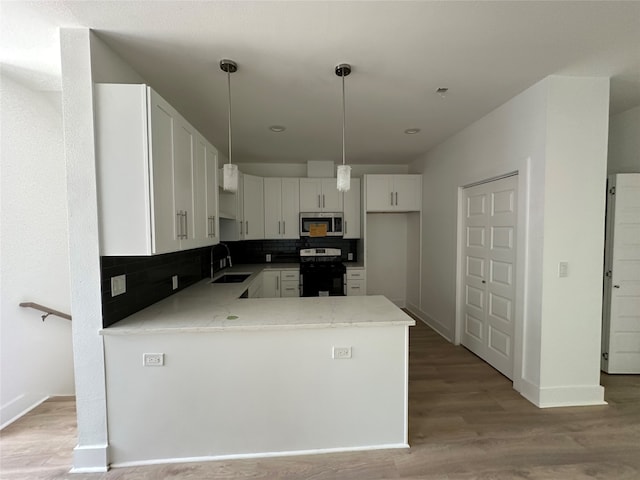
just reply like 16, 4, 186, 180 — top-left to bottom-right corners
269, 125, 286, 133
404, 128, 421, 135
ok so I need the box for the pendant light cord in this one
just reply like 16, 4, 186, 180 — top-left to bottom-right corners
227, 70, 232, 165
341, 72, 346, 167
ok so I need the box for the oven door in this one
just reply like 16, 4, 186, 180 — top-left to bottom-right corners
301, 265, 345, 297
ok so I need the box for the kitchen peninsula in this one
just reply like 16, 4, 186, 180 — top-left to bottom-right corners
101, 265, 415, 467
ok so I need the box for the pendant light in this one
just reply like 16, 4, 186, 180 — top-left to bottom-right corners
335, 63, 352, 192
220, 59, 238, 192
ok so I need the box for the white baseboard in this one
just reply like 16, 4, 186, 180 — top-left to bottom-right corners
519, 378, 606, 408
110, 443, 410, 469
0, 393, 48, 430
70, 444, 109, 473
404, 303, 453, 342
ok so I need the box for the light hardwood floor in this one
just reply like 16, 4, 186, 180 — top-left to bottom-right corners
2, 319, 639, 479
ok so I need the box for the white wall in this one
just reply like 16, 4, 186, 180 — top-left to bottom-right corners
608, 105, 640, 174
0, 75, 74, 428
366, 214, 408, 306
410, 75, 610, 407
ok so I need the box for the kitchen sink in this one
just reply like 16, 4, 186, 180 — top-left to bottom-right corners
211, 273, 252, 284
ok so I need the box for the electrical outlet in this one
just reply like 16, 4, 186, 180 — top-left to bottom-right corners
266, 253, 272, 262
111, 274, 126, 297
143, 353, 164, 366
172, 275, 178, 290
332, 346, 352, 359
347, 253, 354, 261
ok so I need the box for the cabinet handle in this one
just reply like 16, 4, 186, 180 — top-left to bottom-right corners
318, 194, 321, 208
212, 216, 216, 237
276, 276, 279, 291
323, 194, 325, 208
176, 211, 182, 239
183, 212, 188, 239
283, 221, 285, 234
246, 221, 249, 235
240, 221, 243, 235
278, 221, 281, 234
390, 192, 393, 206
345, 220, 347, 235
395, 192, 398, 206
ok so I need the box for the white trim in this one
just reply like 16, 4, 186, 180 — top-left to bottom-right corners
519, 379, 606, 408
0, 394, 49, 430
70, 444, 109, 473
110, 443, 410, 469
404, 304, 453, 343
403, 325, 410, 445
462, 171, 519, 189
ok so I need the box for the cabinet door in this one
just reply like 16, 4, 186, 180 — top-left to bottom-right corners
204, 141, 219, 245
264, 178, 282, 239
191, 135, 207, 246
243, 174, 264, 240
148, 90, 181, 254
173, 116, 196, 248
281, 178, 300, 239
394, 175, 422, 211
321, 178, 343, 211
262, 270, 280, 298
343, 178, 361, 239
365, 175, 394, 212
299, 178, 322, 212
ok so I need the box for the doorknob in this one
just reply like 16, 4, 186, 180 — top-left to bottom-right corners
613, 285, 620, 289
482, 280, 486, 284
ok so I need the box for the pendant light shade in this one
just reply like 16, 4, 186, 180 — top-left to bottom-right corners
335, 63, 351, 192
220, 59, 238, 192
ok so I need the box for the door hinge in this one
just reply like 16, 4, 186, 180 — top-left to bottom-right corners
609, 186, 616, 195
602, 352, 609, 360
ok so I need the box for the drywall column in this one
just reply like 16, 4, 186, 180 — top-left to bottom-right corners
536, 77, 609, 407
60, 29, 108, 472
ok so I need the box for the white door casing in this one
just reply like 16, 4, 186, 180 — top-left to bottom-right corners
602, 174, 640, 374
461, 175, 518, 379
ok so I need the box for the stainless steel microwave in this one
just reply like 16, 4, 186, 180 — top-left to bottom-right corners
299, 212, 344, 237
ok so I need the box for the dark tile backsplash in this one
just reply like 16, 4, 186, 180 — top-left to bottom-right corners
101, 239, 359, 327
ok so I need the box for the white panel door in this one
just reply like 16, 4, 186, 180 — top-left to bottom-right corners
462, 175, 517, 379
602, 174, 640, 374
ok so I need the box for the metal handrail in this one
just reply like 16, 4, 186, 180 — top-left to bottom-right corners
19, 302, 72, 322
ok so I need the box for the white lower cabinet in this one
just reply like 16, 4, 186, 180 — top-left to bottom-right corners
280, 270, 301, 297
346, 268, 366, 296
247, 273, 263, 298
262, 269, 300, 298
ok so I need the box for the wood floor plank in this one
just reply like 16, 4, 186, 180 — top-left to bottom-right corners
2, 318, 639, 479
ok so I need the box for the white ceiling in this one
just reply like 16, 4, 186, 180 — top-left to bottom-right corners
2, 1, 639, 165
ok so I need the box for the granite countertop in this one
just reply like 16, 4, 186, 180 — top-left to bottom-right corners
101, 264, 413, 335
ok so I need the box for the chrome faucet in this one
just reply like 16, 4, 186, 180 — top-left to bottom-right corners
221, 243, 233, 268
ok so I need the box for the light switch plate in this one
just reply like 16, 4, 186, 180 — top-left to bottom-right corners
111, 274, 126, 297
558, 262, 569, 278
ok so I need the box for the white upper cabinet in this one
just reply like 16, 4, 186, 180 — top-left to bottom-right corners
343, 178, 361, 239
299, 178, 343, 212
264, 178, 300, 239
95, 84, 219, 255
365, 174, 422, 212
191, 134, 219, 247
242, 174, 265, 240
